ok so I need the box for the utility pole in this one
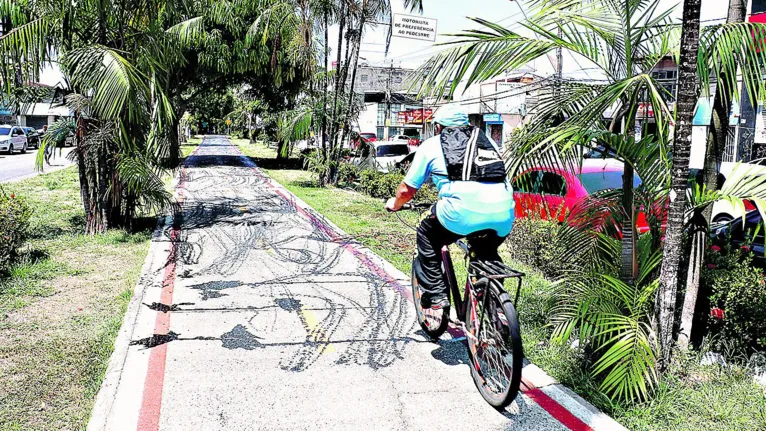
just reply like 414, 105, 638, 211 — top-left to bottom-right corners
384, 61, 394, 141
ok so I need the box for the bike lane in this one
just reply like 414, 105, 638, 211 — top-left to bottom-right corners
88, 136, 625, 431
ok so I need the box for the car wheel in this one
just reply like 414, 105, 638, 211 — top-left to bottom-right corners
7, 143, 13, 155
713, 214, 734, 224
21, 142, 27, 154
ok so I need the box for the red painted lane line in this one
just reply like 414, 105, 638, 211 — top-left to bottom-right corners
136, 228, 178, 431
136, 143, 201, 431
521, 378, 595, 431
231, 141, 596, 431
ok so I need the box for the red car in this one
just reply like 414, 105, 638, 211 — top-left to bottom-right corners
512, 159, 654, 233
351, 132, 378, 150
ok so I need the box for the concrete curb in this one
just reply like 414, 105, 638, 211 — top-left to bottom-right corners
86, 187, 179, 431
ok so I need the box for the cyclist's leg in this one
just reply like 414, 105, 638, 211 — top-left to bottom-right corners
413, 207, 461, 309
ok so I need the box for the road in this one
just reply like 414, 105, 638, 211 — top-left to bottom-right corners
88, 136, 624, 431
0, 147, 75, 183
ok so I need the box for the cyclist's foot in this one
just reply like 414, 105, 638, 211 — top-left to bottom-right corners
420, 293, 449, 310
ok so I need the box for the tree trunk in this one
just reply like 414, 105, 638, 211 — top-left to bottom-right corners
656, 0, 702, 368
677, 0, 745, 353
619, 1, 638, 283
321, 8, 329, 163
336, 11, 366, 182
329, 7, 347, 162
620, 163, 638, 280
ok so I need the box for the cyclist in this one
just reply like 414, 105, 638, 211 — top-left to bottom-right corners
385, 104, 515, 310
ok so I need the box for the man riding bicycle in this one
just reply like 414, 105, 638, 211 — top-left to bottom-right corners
385, 104, 515, 310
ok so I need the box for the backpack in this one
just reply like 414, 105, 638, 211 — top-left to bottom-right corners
440, 126, 506, 183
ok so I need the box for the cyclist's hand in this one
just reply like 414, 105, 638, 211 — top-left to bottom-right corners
385, 197, 399, 212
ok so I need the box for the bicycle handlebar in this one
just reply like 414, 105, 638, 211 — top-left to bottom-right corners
385, 201, 432, 212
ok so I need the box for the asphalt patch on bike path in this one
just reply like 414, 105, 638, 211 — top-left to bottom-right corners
88, 136, 624, 431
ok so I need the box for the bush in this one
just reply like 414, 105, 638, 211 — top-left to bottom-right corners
505, 216, 567, 280
0, 189, 33, 273
336, 162, 361, 187
702, 248, 766, 354
358, 169, 438, 204
359, 169, 401, 198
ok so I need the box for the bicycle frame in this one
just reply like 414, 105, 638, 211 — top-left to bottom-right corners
440, 240, 524, 324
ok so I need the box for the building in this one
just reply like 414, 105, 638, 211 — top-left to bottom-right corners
733, 0, 766, 163
0, 84, 73, 128
458, 70, 544, 146
350, 64, 432, 141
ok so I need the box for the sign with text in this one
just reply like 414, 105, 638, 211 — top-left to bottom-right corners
393, 14, 437, 42
404, 108, 433, 124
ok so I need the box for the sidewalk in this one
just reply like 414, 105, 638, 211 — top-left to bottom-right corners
88, 136, 626, 431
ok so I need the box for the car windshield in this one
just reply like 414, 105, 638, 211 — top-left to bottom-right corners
376, 145, 409, 157
577, 171, 642, 193
361, 134, 376, 139
0, 127, 11, 135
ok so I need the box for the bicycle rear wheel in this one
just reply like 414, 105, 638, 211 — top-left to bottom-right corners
411, 259, 449, 339
466, 284, 523, 409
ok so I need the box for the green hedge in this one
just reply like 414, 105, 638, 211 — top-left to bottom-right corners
356, 167, 438, 204
0, 189, 32, 273
703, 248, 766, 354
505, 216, 568, 280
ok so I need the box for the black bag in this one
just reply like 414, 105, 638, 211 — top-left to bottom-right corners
440, 126, 506, 183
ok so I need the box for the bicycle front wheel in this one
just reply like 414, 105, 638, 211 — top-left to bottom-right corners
466, 286, 523, 409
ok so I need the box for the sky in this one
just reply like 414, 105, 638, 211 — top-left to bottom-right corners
346, 0, 732, 76
39, 0, 733, 87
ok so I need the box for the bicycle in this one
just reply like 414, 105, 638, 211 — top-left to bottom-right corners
393, 204, 525, 410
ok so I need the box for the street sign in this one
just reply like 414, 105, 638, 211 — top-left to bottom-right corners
483, 114, 502, 123
225, 119, 232, 126
392, 14, 437, 42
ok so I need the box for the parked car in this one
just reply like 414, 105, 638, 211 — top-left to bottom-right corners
390, 134, 420, 147
512, 159, 654, 232
711, 209, 765, 264
65, 132, 75, 147
354, 141, 411, 173
582, 144, 618, 159
360, 132, 378, 143
22, 127, 41, 149
350, 132, 378, 150
0, 125, 29, 154
581, 146, 760, 223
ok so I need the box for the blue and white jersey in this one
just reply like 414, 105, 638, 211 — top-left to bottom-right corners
404, 135, 515, 237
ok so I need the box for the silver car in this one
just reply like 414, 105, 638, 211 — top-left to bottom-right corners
0, 125, 29, 154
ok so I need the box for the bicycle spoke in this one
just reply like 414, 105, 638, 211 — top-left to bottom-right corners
474, 295, 515, 396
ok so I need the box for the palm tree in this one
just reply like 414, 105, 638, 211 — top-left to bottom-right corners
415, 0, 681, 284
412, 0, 766, 399
0, 0, 310, 232
677, 0, 746, 353
655, 0, 702, 368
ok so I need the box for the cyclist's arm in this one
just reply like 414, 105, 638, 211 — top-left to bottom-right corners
386, 141, 434, 212
386, 182, 418, 212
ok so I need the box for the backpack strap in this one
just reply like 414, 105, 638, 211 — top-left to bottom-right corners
462, 127, 480, 181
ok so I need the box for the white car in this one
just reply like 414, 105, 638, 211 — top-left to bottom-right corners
0, 125, 29, 154
354, 142, 411, 173
708, 162, 766, 222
